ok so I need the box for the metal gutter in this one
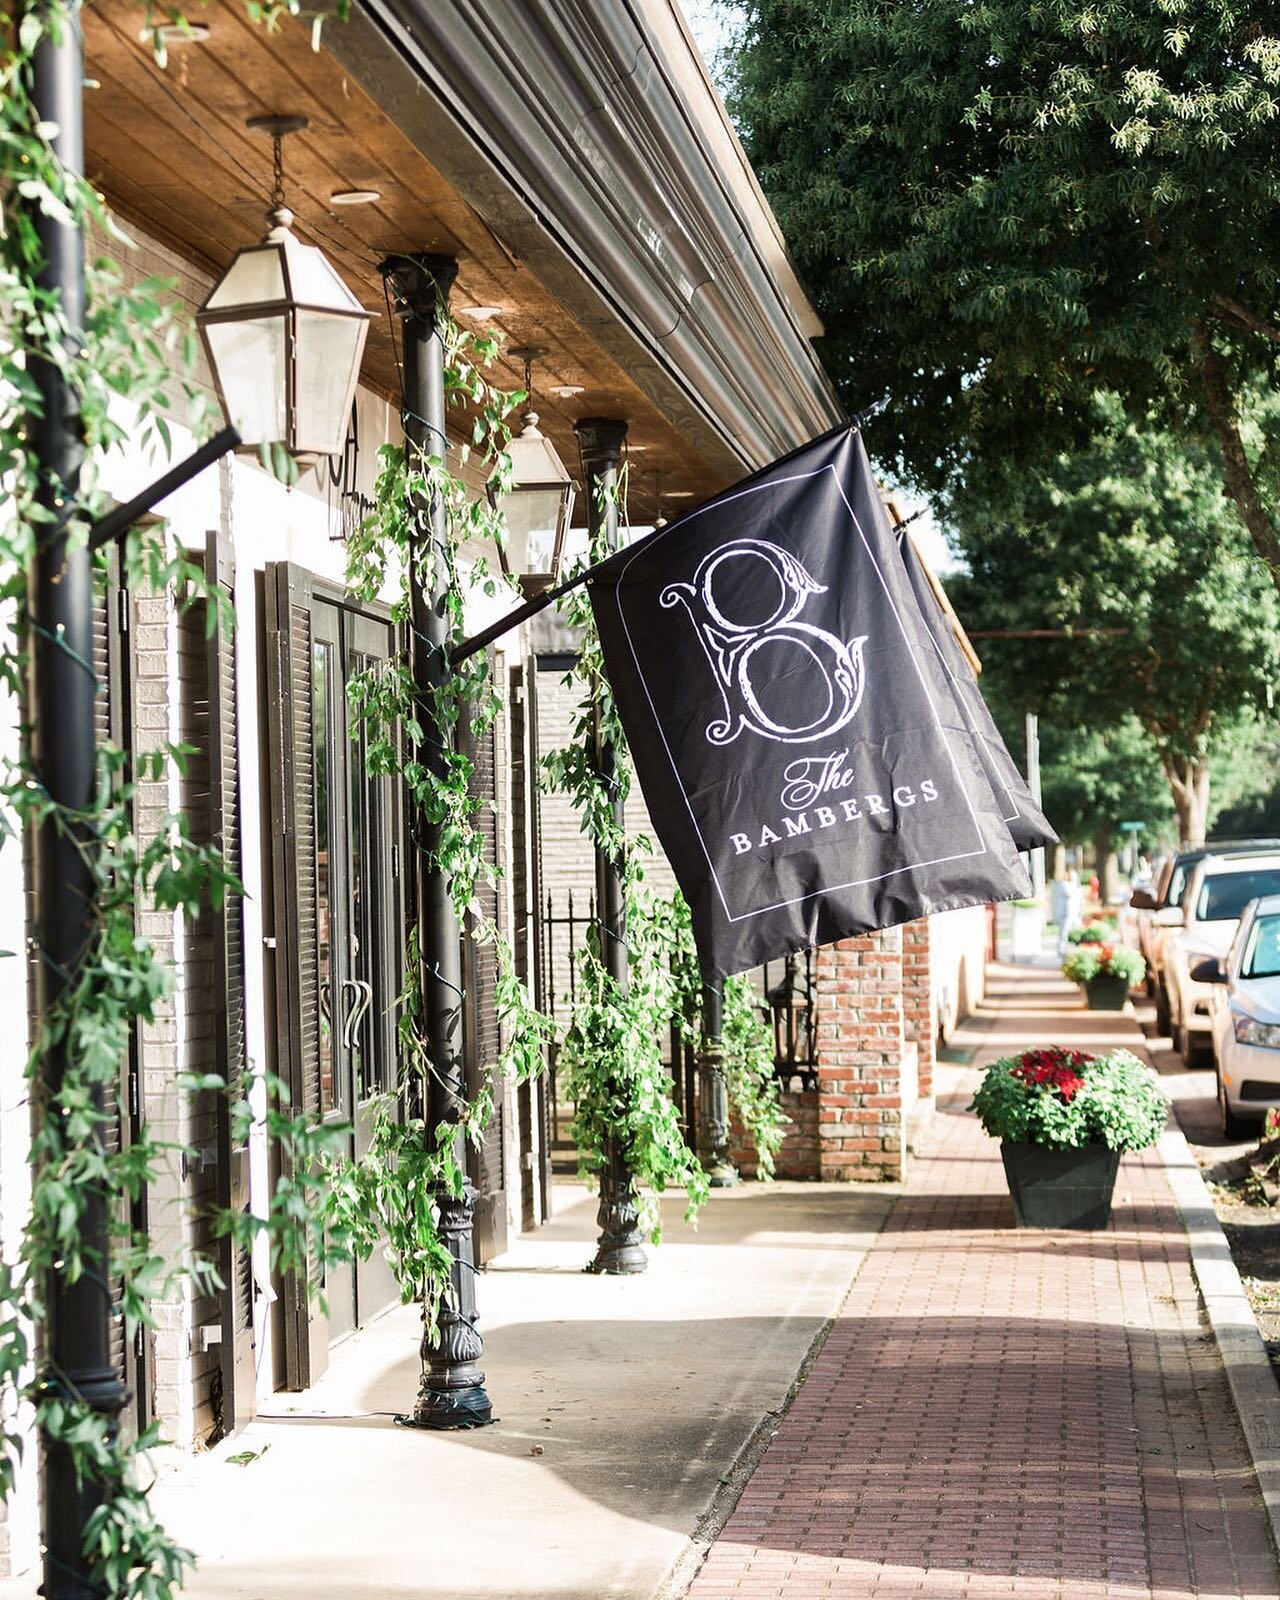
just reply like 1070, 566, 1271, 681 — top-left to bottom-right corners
331, 0, 842, 475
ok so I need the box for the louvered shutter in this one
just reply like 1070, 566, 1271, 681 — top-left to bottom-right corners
461, 693, 508, 1263
198, 530, 257, 1433
263, 563, 326, 1389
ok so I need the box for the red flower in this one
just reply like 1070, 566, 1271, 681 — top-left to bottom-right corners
1011, 1045, 1093, 1104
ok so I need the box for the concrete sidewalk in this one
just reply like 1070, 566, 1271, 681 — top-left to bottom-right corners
0, 1181, 891, 1600
685, 961, 1280, 1599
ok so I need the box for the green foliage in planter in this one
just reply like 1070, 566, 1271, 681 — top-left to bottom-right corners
1061, 942, 1145, 987
970, 1047, 1167, 1152
1068, 922, 1117, 945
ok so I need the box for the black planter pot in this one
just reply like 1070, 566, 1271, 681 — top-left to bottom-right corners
1000, 1140, 1122, 1230
1083, 973, 1130, 1010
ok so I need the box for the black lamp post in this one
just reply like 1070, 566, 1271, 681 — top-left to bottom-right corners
24, 15, 129, 1599
697, 977, 739, 1186
380, 253, 492, 1428
575, 418, 648, 1276
20, 46, 373, 1587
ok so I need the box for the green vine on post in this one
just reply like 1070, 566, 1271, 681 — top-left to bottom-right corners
337, 309, 554, 1333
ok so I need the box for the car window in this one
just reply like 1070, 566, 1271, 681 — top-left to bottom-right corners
1242, 914, 1280, 979
1167, 863, 1189, 907
1196, 869, 1280, 923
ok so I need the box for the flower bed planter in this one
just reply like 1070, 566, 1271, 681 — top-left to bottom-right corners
970, 1046, 1166, 1232
1000, 1139, 1121, 1230
1083, 973, 1131, 1010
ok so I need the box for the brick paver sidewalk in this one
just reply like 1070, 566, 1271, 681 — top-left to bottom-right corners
685, 963, 1280, 1599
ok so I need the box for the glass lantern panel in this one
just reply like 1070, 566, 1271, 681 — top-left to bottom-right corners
502, 487, 565, 576
281, 232, 366, 312
203, 314, 287, 445
203, 244, 285, 310
293, 310, 368, 457
507, 428, 571, 488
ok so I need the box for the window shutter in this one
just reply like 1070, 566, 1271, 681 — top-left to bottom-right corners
263, 562, 325, 1389
202, 530, 256, 1434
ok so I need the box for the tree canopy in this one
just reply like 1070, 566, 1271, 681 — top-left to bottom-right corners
729, 1, 1280, 580
943, 398, 1280, 841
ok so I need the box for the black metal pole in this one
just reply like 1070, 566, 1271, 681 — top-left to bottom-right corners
697, 975, 739, 1187
89, 424, 240, 550
23, 7, 128, 1595
576, 418, 647, 1275
381, 253, 491, 1428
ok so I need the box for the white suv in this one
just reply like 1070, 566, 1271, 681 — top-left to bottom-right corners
1165, 853, 1280, 1066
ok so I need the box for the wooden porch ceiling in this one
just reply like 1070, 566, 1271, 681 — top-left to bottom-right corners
81, 0, 720, 521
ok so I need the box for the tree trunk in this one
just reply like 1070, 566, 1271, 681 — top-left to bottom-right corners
1164, 754, 1211, 846
1093, 823, 1114, 902
1097, 844, 1121, 905
1194, 323, 1280, 590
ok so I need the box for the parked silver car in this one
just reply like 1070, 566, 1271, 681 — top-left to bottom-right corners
1199, 893, 1280, 1135
1166, 854, 1280, 1067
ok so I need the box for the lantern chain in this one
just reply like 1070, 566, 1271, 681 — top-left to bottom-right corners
271, 131, 285, 214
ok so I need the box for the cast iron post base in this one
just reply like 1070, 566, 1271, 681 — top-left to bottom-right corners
697, 1042, 740, 1188
395, 1179, 493, 1429
587, 1138, 647, 1274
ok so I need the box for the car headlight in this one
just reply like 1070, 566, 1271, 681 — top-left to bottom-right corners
1231, 1010, 1280, 1049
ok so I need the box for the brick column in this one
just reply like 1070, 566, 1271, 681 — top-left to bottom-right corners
813, 929, 906, 1181
901, 918, 936, 1102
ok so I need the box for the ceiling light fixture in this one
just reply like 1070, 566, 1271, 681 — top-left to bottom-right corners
196, 115, 374, 467
488, 347, 576, 596
155, 21, 211, 42
549, 383, 585, 398
457, 305, 502, 320
330, 189, 381, 207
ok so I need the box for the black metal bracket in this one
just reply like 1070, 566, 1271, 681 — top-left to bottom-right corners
88, 424, 240, 550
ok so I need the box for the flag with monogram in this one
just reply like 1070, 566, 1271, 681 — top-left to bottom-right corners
587, 424, 1031, 976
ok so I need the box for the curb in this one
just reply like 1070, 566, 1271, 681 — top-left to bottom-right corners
1159, 1123, 1280, 1554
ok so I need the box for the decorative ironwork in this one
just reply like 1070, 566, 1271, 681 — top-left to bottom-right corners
325, 403, 375, 544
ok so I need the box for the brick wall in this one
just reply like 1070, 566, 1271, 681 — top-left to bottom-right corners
813, 929, 906, 1181
902, 918, 936, 1102
730, 1090, 819, 1180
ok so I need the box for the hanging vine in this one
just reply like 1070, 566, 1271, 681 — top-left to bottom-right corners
0, 2, 546, 1595
333, 309, 554, 1330
539, 482, 708, 1238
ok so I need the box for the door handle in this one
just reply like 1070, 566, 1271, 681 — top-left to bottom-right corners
339, 979, 361, 1049
343, 979, 374, 1049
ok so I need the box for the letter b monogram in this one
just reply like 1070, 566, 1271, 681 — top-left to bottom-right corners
661, 539, 868, 746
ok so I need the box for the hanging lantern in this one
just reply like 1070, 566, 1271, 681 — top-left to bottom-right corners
196, 115, 373, 467
488, 347, 576, 595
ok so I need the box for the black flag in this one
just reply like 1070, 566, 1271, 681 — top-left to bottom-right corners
588, 424, 1031, 976
894, 528, 1058, 853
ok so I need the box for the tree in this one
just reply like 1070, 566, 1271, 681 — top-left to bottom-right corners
943, 399, 1280, 844
1038, 718, 1173, 889
728, 2, 1280, 583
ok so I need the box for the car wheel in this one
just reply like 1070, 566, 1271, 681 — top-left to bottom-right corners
1181, 1028, 1212, 1070
1154, 981, 1171, 1035
1217, 1072, 1255, 1140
